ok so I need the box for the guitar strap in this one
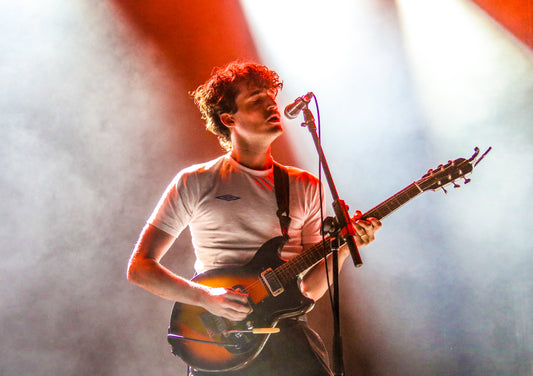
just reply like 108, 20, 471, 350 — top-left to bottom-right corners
273, 162, 291, 240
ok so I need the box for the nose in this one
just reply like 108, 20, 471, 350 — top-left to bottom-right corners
266, 94, 278, 110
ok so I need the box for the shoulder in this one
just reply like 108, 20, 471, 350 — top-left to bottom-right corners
161, 156, 228, 198
181, 155, 226, 174
284, 164, 320, 186
174, 155, 228, 181
274, 162, 322, 194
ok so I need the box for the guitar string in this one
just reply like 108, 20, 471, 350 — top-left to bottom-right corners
238, 160, 471, 297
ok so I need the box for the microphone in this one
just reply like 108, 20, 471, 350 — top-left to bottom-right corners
284, 92, 314, 119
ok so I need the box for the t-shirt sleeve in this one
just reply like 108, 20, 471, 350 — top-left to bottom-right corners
147, 170, 196, 238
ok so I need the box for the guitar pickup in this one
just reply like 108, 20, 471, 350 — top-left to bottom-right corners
260, 268, 284, 297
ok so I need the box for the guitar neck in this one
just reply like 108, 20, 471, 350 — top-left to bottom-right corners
274, 181, 425, 283
361, 181, 423, 221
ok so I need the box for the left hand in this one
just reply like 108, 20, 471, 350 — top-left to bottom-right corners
352, 210, 382, 246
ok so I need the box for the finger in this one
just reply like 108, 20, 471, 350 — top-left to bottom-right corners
361, 217, 381, 229
370, 218, 382, 229
224, 292, 253, 313
354, 220, 373, 235
213, 300, 250, 321
207, 288, 252, 318
226, 291, 249, 304
353, 223, 373, 244
224, 302, 253, 321
220, 307, 249, 321
354, 233, 370, 246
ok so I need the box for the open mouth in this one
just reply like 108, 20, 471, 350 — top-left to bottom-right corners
267, 113, 281, 123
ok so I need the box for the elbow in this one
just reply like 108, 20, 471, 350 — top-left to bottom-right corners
126, 263, 137, 284
126, 266, 135, 284
126, 256, 142, 285
127, 253, 158, 288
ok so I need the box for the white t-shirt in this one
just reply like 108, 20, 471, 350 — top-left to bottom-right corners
148, 154, 324, 273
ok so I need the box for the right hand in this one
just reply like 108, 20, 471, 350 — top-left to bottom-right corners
200, 287, 252, 321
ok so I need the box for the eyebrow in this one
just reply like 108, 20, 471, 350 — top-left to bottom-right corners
248, 89, 264, 97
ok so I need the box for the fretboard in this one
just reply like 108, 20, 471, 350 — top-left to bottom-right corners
272, 181, 425, 282
361, 182, 423, 221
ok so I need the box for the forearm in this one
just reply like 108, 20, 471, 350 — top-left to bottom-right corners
127, 224, 210, 307
301, 214, 382, 300
299, 243, 351, 301
127, 255, 208, 306
127, 224, 251, 320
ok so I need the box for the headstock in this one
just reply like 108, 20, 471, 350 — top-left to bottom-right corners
418, 147, 491, 193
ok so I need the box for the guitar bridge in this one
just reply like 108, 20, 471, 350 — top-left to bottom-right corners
260, 268, 284, 296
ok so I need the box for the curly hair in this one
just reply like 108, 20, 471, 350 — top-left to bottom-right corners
192, 61, 283, 151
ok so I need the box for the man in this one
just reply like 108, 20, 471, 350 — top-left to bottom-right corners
127, 61, 381, 375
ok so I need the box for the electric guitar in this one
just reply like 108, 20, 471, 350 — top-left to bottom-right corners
167, 147, 491, 372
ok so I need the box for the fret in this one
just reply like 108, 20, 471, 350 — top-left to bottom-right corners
363, 184, 422, 220
276, 240, 330, 284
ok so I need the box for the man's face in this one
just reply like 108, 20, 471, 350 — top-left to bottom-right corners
223, 82, 283, 144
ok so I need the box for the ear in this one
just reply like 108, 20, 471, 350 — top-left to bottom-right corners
219, 113, 235, 128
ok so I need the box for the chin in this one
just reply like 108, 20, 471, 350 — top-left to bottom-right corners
271, 122, 283, 132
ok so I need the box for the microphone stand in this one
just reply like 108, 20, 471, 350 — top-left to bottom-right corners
300, 106, 363, 376
300, 107, 362, 268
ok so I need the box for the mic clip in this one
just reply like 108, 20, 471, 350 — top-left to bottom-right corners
284, 92, 314, 119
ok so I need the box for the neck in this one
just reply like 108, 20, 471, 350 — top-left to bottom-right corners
230, 146, 273, 170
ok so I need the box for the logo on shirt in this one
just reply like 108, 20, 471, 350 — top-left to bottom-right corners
216, 194, 241, 201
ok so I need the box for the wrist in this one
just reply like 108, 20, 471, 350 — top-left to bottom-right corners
190, 282, 211, 309
338, 243, 351, 259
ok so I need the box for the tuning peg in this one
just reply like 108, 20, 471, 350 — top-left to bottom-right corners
463, 177, 471, 184
441, 186, 448, 194
453, 181, 460, 188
